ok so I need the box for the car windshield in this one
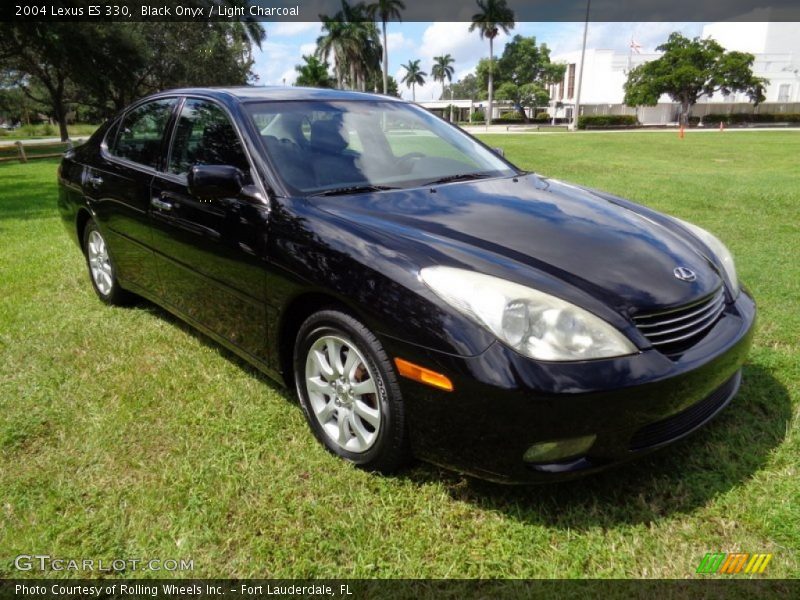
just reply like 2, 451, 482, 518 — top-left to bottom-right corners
245, 100, 517, 195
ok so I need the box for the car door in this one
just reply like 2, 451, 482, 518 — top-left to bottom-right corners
84, 97, 178, 294
148, 97, 270, 360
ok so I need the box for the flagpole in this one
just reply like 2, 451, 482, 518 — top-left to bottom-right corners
627, 38, 632, 74
570, 0, 591, 132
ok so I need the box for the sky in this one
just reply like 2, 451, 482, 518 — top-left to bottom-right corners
252, 21, 709, 100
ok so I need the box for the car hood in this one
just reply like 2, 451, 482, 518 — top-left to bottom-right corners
310, 174, 722, 312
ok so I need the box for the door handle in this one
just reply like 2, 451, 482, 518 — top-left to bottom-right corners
151, 197, 173, 211
87, 175, 103, 187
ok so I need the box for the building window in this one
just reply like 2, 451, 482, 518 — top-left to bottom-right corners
778, 84, 791, 102
567, 63, 576, 99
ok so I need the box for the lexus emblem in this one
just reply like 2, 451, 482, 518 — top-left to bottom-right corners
673, 266, 697, 282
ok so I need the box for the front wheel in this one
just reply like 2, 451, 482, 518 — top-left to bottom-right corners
82, 220, 131, 305
293, 310, 410, 473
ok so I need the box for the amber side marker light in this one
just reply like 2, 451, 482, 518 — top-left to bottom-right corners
394, 358, 454, 392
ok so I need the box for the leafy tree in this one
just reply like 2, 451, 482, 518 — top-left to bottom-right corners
497, 35, 564, 88
366, 72, 400, 96
295, 55, 336, 88
0, 4, 265, 136
385, 74, 400, 97
474, 36, 563, 118
0, 23, 86, 140
367, 0, 405, 95
400, 59, 426, 102
624, 32, 768, 127
447, 74, 481, 100
67, 23, 149, 117
0, 74, 48, 125
141, 22, 263, 91
469, 0, 515, 126
474, 58, 493, 99
431, 54, 456, 96
0, 20, 265, 134
495, 81, 549, 122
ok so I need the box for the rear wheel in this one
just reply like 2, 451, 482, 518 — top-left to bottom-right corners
294, 310, 409, 472
82, 220, 131, 305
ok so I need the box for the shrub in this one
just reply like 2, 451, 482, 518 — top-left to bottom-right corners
577, 115, 639, 129
470, 109, 485, 123
495, 112, 525, 124
701, 112, 800, 124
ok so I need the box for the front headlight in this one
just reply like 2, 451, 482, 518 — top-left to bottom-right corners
673, 218, 739, 296
419, 267, 637, 361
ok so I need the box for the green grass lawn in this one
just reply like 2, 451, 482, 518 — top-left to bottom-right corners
0, 123, 98, 141
1, 131, 798, 579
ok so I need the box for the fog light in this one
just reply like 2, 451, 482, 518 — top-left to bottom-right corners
523, 434, 596, 464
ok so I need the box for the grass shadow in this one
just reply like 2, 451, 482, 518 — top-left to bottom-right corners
396, 364, 791, 529
127, 296, 294, 400
119, 295, 791, 529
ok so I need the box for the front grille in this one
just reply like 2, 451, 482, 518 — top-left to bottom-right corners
633, 288, 726, 355
629, 371, 740, 451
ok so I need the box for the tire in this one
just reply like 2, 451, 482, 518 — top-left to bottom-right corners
82, 220, 131, 306
293, 309, 410, 473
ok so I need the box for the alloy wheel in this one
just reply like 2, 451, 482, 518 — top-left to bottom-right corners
304, 334, 382, 453
86, 230, 113, 296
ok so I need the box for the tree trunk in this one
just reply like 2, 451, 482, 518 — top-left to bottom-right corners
680, 100, 691, 127
487, 36, 494, 127
412, 83, 415, 102
55, 103, 69, 142
382, 20, 388, 95
519, 107, 529, 123
51, 79, 69, 141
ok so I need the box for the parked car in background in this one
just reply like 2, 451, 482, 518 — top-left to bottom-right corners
57, 87, 755, 482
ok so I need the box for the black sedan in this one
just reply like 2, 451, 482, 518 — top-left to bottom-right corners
57, 87, 755, 483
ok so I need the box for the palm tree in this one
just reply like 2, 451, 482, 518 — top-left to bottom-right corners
469, 0, 515, 126
431, 54, 455, 96
400, 59, 426, 102
317, 1, 382, 91
367, 0, 405, 96
316, 15, 348, 88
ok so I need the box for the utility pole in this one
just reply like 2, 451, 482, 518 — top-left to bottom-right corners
570, 0, 591, 131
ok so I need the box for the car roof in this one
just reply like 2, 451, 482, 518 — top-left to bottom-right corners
156, 86, 405, 105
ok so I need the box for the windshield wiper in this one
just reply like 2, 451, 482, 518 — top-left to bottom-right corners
423, 172, 492, 186
311, 184, 398, 197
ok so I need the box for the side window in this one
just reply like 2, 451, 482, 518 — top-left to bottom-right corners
168, 99, 250, 176
109, 99, 176, 168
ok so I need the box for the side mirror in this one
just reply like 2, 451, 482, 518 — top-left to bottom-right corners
188, 165, 244, 199
492, 147, 505, 157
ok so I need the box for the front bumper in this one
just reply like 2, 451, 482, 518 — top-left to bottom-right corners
381, 290, 756, 483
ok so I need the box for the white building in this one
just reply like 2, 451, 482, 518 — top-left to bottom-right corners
549, 22, 800, 124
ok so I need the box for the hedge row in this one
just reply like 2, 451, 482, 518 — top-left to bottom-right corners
697, 113, 800, 124
493, 112, 554, 125
577, 115, 639, 129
